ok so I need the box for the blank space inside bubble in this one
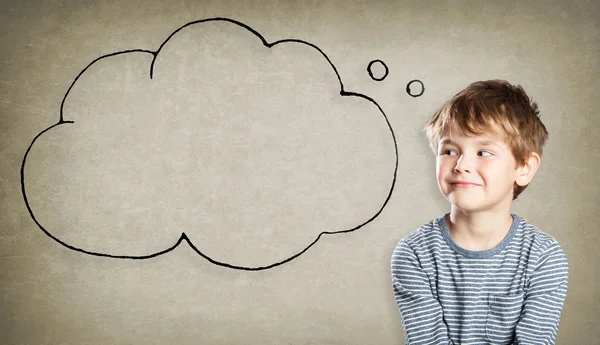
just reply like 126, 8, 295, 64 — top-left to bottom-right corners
22, 20, 398, 269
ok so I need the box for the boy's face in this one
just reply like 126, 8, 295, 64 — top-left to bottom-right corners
435, 129, 519, 214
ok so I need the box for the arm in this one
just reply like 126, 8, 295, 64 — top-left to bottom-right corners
391, 241, 454, 345
514, 242, 569, 344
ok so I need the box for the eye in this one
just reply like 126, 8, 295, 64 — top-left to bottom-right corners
441, 149, 458, 156
478, 150, 493, 157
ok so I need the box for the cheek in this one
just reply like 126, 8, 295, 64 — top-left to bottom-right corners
435, 160, 446, 178
481, 161, 510, 180
437, 159, 453, 173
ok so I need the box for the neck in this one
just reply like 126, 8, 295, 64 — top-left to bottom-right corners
446, 208, 514, 251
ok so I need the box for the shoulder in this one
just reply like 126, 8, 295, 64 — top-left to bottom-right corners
516, 216, 566, 253
391, 215, 447, 272
515, 215, 569, 269
393, 215, 447, 254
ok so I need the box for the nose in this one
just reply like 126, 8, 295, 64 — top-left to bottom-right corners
453, 154, 473, 173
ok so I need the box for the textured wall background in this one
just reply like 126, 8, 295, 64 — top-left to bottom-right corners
1, 1, 598, 344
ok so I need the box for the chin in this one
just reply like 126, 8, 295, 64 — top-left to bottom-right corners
450, 203, 483, 213
447, 196, 487, 213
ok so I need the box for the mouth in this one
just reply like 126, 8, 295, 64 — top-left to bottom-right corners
450, 182, 480, 188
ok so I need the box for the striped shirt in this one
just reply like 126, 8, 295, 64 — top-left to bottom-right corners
390, 213, 569, 345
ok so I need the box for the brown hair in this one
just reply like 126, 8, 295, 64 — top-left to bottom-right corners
424, 80, 549, 199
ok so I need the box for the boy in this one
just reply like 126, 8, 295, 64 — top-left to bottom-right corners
391, 80, 569, 345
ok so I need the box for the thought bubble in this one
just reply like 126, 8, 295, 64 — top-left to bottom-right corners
367, 59, 388, 81
406, 79, 425, 97
22, 18, 402, 270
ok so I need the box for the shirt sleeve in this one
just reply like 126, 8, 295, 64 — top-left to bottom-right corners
514, 242, 569, 344
391, 240, 454, 345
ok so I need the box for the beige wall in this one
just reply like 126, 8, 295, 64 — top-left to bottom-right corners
1, 1, 598, 344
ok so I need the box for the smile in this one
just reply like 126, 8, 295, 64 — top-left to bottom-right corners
450, 182, 480, 188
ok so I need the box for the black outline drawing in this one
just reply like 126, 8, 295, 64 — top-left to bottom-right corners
406, 79, 425, 97
21, 17, 401, 271
367, 59, 388, 81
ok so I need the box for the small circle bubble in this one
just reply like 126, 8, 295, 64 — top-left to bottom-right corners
367, 60, 388, 81
406, 79, 424, 97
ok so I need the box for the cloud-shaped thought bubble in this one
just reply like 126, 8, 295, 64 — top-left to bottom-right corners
21, 18, 399, 270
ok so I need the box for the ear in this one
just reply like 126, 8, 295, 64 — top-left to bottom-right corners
515, 152, 541, 186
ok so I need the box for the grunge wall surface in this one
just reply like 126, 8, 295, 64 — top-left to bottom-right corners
1, 1, 598, 344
